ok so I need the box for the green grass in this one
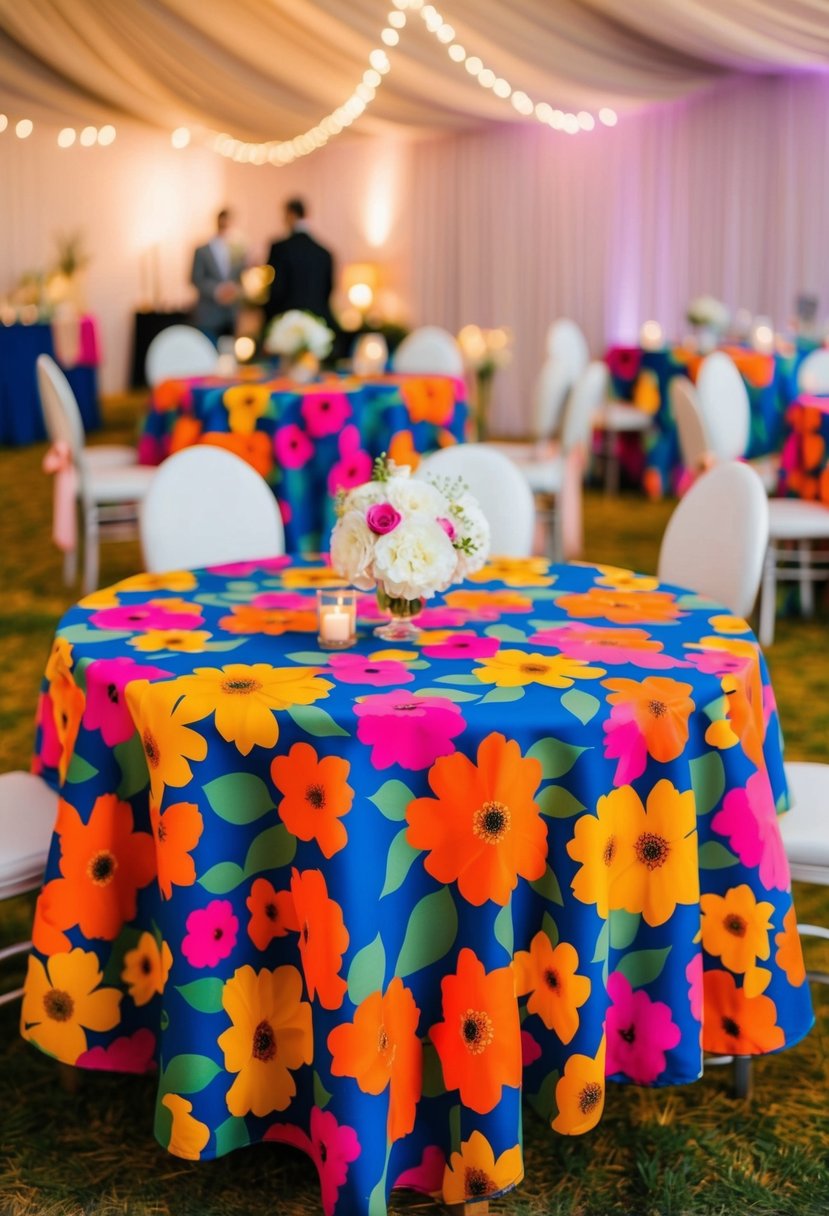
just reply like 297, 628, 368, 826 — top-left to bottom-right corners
0, 400, 827, 1215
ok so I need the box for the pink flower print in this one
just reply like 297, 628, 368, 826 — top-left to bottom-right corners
684, 650, 750, 676
205, 555, 291, 576
521, 1029, 542, 1067
711, 770, 790, 891
274, 423, 314, 470
265, 1108, 361, 1216
300, 391, 352, 438
605, 971, 680, 1084
602, 702, 647, 785
89, 601, 205, 633
356, 594, 385, 621
83, 657, 173, 746
327, 653, 415, 686
421, 631, 501, 661
531, 623, 687, 670
416, 606, 475, 629
37, 691, 62, 769
762, 683, 776, 727
354, 690, 465, 770
328, 425, 373, 495
279, 497, 293, 525
394, 1145, 446, 1194
181, 900, 239, 968
686, 954, 703, 1022
137, 433, 167, 467
76, 1029, 157, 1074
366, 502, 402, 535
249, 592, 311, 611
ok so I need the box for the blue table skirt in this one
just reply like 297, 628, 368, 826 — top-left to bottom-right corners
0, 323, 101, 446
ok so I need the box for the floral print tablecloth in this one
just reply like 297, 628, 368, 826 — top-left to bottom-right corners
22, 557, 813, 1214
777, 393, 829, 502
137, 373, 468, 553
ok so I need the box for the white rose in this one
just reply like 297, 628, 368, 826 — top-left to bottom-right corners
330, 510, 376, 589
451, 494, 491, 579
373, 514, 457, 600
386, 475, 448, 517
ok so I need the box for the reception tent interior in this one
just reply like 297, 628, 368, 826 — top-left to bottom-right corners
1, 4, 828, 1215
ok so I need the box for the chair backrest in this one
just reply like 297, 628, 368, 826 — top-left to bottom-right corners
546, 318, 589, 381
36, 354, 86, 461
392, 326, 464, 377
695, 351, 750, 461
796, 348, 829, 394
657, 461, 769, 617
352, 332, 388, 376
670, 376, 711, 471
416, 444, 535, 556
140, 446, 285, 572
532, 357, 575, 440
561, 361, 608, 454
145, 325, 220, 387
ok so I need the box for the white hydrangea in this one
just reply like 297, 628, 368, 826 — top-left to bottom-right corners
264, 309, 334, 358
372, 514, 458, 600
329, 509, 376, 590
385, 475, 448, 518
451, 493, 491, 578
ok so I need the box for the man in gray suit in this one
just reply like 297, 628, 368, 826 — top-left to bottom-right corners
190, 209, 244, 342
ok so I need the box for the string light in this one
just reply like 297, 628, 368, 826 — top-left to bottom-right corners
0, 115, 8, 133
15, 119, 33, 139
57, 128, 76, 148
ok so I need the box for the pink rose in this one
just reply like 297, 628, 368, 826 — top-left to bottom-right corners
437, 516, 456, 541
366, 502, 402, 535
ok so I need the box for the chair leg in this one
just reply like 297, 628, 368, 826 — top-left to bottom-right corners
604, 429, 619, 496
82, 504, 100, 595
733, 1056, 752, 1100
62, 545, 77, 587
758, 546, 776, 648
798, 541, 814, 617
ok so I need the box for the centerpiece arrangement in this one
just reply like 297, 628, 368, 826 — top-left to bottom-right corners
330, 455, 491, 640
685, 295, 730, 352
263, 309, 334, 382
457, 323, 512, 440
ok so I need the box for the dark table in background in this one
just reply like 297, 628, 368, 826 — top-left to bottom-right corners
129, 309, 191, 389
0, 319, 101, 446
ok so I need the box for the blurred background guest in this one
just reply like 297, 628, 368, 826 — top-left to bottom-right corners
264, 198, 335, 330
190, 208, 244, 342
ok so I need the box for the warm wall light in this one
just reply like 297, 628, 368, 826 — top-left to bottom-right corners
348, 282, 374, 310
352, 333, 388, 375
751, 316, 774, 355
234, 336, 256, 362
342, 263, 380, 314
639, 320, 664, 351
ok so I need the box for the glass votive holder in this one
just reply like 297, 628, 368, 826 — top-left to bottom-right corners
317, 588, 357, 649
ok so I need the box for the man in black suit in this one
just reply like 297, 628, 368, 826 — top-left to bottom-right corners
264, 199, 335, 329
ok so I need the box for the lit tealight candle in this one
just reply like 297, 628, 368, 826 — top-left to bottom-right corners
317, 589, 357, 648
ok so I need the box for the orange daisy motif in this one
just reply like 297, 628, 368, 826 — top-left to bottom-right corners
246, 878, 299, 951
442, 1131, 523, 1205
592, 564, 660, 592
21, 948, 122, 1062
289, 868, 349, 1010
151, 801, 203, 901
219, 605, 317, 635
388, 428, 420, 471
46, 793, 157, 941
468, 557, 555, 588
223, 383, 272, 435
702, 969, 784, 1055
280, 566, 348, 590
774, 906, 807, 987
406, 732, 547, 907
474, 649, 605, 690
400, 376, 456, 426
556, 587, 683, 625
161, 1094, 211, 1160
201, 429, 274, 479
169, 415, 204, 454
514, 934, 591, 1044
30, 881, 72, 955
443, 588, 532, 615
566, 787, 631, 918
46, 637, 85, 784
328, 977, 422, 1142
124, 678, 209, 800
551, 1038, 607, 1134
271, 742, 353, 858
700, 884, 774, 997
429, 948, 521, 1115
122, 931, 173, 1006
603, 675, 695, 764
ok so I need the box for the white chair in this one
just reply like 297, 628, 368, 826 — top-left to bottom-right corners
670, 376, 710, 474
658, 462, 769, 617
779, 761, 829, 984
392, 326, 464, 377
546, 318, 589, 382
594, 398, 654, 495
140, 446, 285, 572
416, 444, 535, 557
695, 351, 750, 462
796, 349, 829, 394
37, 355, 155, 594
144, 325, 220, 387
0, 771, 58, 1007
351, 333, 388, 376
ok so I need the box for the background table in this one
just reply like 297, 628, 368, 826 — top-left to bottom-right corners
22, 557, 812, 1215
0, 316, 101, 446
778, 393, 829, 502
138, 372, 469, 552
129, 309, 191, 389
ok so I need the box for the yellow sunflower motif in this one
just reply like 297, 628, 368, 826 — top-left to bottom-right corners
173, 663, 334, 757
111, 571, 198, 594
566, 788, 633, 918
280, 567, 347, 590
468, 557, 554, 588
161, 1094, 211, 1160
21, 948, 122, 1062
224, 384, 273, 435
122, 932, 173, 1006
442, 1130, 523, 1205
124, 678, 209, 798
218, 964, 313, 1117
708, 614, 751, 635
701, 884, 774, 997
593, 564, 660, 592
552, 1037, 607, 1134
129, 630, 213, 653
45, 636, 74, 682
474, 649, 606, 689
78, 586, 121, 609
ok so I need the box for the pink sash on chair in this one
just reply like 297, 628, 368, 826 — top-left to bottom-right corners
42, 441, 78, 552
559, 446, 585, 560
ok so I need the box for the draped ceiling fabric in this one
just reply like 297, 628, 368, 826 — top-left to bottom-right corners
2, 0, 829, 139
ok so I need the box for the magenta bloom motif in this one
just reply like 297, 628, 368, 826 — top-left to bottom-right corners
394, 1145, 446, 1194
249, 591, 311, 611
37, 692, 62, 769
686, 954, 703, 1022
265, 1108, 361, 1216
181, 900, 239, 968
521, 1029, 542, 1067
711, 770, 790, 891
328, 425, 373, 495
137, 433, 167, 466
683, 649, 750, 676
300, 391, 352, 438
206, 556, 291, 576
602, 702, 648, 785
605, 971, 680, 1083
327, 653, 415, 687
366, 502, 402, 535
437, 516, 456, 541
89, 602, 205, 632
531, 623, 687, 670
83, 656, 173, 746
76, 1029, 157, 1073
354, 690, 465, 770
416, 605, 476, 629
274, 423, 314, 469
356, 594, 385, 621
421, 631, 501, 661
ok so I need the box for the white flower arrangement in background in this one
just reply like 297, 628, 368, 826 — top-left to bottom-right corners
685, 295, 730, 333
263, 309, 334, 359
330, 455, 490, 602
456, 324, 512, 440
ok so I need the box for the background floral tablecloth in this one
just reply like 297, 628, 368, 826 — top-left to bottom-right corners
22, 557, 812, 1215
137, 373, 468, 552
778, 392, 829, 502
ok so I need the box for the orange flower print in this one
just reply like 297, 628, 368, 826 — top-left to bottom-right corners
556, 587, 683, 625
429, 948, 521, 1115
400, 376, 456, 426
444, 589, 532, 615
290, 869, 349, 1010
21, 948, 122, 1063
201, 430, 274, 479
169, 415, 204, 454
219, 605, 318, 635
702, 969, 784, 1055
551, 1038, 607, 1134
603, 675, 694, 766
151, 801, 203, 900
774, 906, 807, 987
46, 638, 85, 784
162, 1093, 211, 1160
122, 931, 172, 1006
388, 428, 420, 471
30, 881, 72, 955
442, 1131, 523, 1205
246, 878, 298, 951
328, 977, 422, 1142
271, 742, 353, 858
701, 884, 774, 997
514, 934, 590, 1044
566, 786, 631, 918
468, 557, 555, 588
46, 793, 157, 940
406, 732, 547, 907
124, 678, 208, 800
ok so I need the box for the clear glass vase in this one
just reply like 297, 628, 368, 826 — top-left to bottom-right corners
374, 586, 423, 641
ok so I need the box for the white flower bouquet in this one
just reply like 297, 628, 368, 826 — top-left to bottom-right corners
263, 309, 334, 359
330, 455, 490, 637
685, 295, 730, 333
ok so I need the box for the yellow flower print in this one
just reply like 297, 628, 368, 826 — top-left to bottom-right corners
552, 1037, 607, 1134
566, 786, 634, 918
474, 649, 605, 689
708, 614, 751, 635
701, 884, 774, 997
442, 1130, 523, 1205
468, 557, 555, 587
122, 932, 173, 1006
224, 384, 273, 435
112, 571, 198, 594
162, 1094, 211, 1160
593, 564, 660, 592
124, 678, 208, 798
280, 567, 347, 590
129, 630, 213, 653
21, 949, 122, 1062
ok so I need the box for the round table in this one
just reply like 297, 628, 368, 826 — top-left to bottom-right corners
778, 393, 829, 502
22, 557, 813, 1215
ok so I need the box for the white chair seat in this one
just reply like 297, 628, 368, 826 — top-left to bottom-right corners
597, 401, 652, 432
85, 445, 138, 469
521, 456, 565, 496
781, 762, 829, 871
768, 499, 829, 541
0, 772, 57, 898
87, 464, 156, 504
488, 439, 558, 463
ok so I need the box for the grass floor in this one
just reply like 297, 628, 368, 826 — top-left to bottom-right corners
0, 399, 827, 1215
